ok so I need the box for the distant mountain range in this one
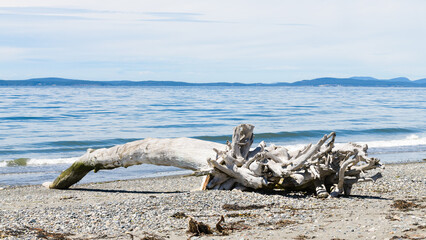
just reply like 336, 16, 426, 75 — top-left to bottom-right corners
1, 76, 426, 87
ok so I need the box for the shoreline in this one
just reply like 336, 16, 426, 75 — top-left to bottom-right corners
1, 160, 425, 189
1, 162, 425, 239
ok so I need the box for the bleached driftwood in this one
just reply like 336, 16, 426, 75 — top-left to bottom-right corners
46, 124, 382, 197
204, 124, 383, 197
44, 138, 224, 189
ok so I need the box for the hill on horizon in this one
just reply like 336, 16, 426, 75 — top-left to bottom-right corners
1, 76, 426, 87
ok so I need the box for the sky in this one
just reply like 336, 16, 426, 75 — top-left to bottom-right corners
0, 0, 425, 83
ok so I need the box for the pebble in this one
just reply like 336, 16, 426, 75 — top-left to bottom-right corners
0, 162, 424, 240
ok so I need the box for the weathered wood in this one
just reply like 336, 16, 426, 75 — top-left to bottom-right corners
45, 138, 224, 189
46, 124, 383, 197
204, 124, 383, 197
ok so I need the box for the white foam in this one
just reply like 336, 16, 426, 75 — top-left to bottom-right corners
0, 157, 78, 167
285, 144, 309, 152
1, 134, 425, 168
281, 134, 426, 151
361, 134, 426, 148
26, 157, 79, 166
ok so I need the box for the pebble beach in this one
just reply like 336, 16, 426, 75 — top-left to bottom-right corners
1, 162, 425, 240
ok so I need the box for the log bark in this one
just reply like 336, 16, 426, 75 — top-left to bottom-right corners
46, 124, 383, 197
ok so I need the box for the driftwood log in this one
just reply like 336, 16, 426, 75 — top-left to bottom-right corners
44, 124, 383, 197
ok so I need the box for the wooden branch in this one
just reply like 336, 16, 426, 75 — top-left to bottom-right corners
205, 125, 382, 197
45, 138, 224, 189
46, 124, 383, 198
230, 124, 254, 166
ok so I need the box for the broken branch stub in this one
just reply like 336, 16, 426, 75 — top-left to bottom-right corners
205, 124, 382, 197
46, 124, 383, 197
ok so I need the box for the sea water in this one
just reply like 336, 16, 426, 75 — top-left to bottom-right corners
0, 86, 425, 186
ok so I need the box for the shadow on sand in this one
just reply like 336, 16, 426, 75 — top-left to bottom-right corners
67, 187, 183, 194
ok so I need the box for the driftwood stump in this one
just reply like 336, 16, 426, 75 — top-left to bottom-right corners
204, 124, 382, 197
45, 124, 382, 197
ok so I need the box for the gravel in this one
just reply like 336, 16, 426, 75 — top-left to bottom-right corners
0, 162, 425, 239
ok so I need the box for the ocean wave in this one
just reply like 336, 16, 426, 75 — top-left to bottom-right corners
0, 157, 78, 167
33, 138, 140, 148
361, 134, 426, 148
26, 157, 79, 165
0, 116, 59, 121
282, 134, 426, 151
0, 138, 141, 156
196, 127, 416, 142
1, 134, 424, 168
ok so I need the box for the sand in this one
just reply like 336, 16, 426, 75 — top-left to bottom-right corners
0, 162, 425, 240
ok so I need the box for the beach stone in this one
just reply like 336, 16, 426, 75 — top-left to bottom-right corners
0, 163, 425, 240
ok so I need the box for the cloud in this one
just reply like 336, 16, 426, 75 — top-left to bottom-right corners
0, 6, 109, 20
0, 46, 27, 61
0, 6, 103, 14
138, 71, 154, 75
140, 12, 222, 23
144, 12, 203, 18
0, 12, 93, 21
276, 23, 313, 27
0, 1, 426, 82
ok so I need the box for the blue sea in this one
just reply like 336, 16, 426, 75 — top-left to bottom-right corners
1, 86, 425, 186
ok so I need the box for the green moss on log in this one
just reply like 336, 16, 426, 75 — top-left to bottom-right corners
49, 161, 94, 189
